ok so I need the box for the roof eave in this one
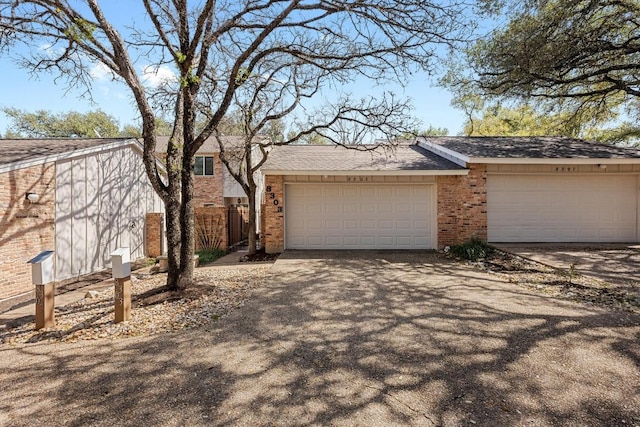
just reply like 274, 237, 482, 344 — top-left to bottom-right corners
261, 169, 469, 176
0, 139, 135, 174
468, 157, 640, 165
415, 138, 470, 167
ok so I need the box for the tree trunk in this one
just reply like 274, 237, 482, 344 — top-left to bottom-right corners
247, 182, 257, 255
165, 196, 182, 290
176, 149, 196, 290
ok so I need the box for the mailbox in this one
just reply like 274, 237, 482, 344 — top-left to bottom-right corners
28, 250, 55, 285
111, 247, 131, 279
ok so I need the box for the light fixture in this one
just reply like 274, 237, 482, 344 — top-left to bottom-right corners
26, 192, 39, 203
598, 164, 607, 169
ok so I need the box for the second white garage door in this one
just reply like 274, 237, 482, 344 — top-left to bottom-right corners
285, 184, 436, 249
488, 174, 639, 242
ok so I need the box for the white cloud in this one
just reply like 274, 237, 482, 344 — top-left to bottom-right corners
142, 64, 177, 87
90, 62, 115, 81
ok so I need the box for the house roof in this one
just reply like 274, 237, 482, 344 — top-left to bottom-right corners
153, 135, 268, 154
261, 143, 467, 175
419, 136, 640, 162
0, 138, 141, 173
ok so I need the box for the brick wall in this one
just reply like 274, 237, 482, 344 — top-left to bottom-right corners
436, 175, 459, 248
436, 164, 487, 248
260, 203, 266, 249
145, 212, 163, 257
263, 175, 284, 253
193, 153, 224, 207
0, 163, 56, 300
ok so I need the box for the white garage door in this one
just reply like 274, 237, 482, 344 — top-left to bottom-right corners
488, 174, 638, 242
285, 184, 436, 249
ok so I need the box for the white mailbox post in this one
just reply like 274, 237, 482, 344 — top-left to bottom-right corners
111, 248, 131, 279
111, 248, 132, 323
28, 250, 55, 330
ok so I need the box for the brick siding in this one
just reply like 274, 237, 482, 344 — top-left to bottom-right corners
436, 164, 487, 248
0, 163, 56, 300
193, 153, 224, 207
145, 212, 163, 257
263, 175, 284, 253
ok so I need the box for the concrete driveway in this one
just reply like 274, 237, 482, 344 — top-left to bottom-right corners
1, 251, 639, 426
495, 243, 640, 288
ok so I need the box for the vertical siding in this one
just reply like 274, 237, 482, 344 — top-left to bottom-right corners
85, 154, 102, 272
55, 160, 73, 279
71, 157, 87, 276
55, 144, 164, 281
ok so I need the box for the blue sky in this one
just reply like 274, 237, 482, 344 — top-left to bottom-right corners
0, 4, 469, 137
0, 67, 467, 135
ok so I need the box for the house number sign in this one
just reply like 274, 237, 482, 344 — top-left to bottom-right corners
346, 176, 371, 182
554, 166, 578, 172
266, 185, 283, 212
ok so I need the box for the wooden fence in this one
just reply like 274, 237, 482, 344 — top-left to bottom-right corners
228, 205, 249, 246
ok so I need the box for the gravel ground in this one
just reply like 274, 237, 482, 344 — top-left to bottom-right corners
0, 264, 270, 345
476, 249, 640, 314
0, 251, 639, 427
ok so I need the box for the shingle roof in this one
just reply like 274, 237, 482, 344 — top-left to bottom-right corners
421, 136, 640, 159
261, 143, 465, 172
153, 135, 268, 154
0, 138, 131, 166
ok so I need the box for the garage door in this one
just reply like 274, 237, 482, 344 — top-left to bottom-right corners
488, 174, 638, 242
285, 184, 435, 249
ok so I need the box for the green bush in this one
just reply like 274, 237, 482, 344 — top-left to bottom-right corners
448, 238, 493, 262
196, 248, 226, 265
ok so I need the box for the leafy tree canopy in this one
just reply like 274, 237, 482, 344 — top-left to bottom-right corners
2, 108, 124, 137
445, 0, 640, 145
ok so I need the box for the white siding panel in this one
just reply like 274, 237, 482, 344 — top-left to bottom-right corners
55, 160, 73, 279
55, 145, 165, 281
488, 174, 638, 243
85, 155, 102, 272
71, 158, 88, 276
285, 184, 436, 249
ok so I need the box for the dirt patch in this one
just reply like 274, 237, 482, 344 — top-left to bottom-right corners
477, 249, 640, 313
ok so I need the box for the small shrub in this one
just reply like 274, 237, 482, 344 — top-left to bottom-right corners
196, 248, 226, 265
449, 238, 494, 262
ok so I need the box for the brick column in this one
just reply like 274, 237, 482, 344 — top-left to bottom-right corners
436, 164, 487, 248
263, 175, 284, 253
436, 175, 460, 248
458, 164, 487, 242
145, 213, 163, 257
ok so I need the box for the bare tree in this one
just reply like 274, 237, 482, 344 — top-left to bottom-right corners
0, 0, 479, 290
215, 68, 416, 255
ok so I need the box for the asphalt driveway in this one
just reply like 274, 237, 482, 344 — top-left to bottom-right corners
1, 251, 639, 426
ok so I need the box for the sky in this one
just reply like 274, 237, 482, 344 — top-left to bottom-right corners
0, 3, 470, 137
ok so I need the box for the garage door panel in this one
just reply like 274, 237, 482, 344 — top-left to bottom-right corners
361, 219, 376, 229
286, 184, 435, 249
378, 203, 393, 214
488, 175, 637, 242
396, 219, 411, 229
361, 204, 376, 214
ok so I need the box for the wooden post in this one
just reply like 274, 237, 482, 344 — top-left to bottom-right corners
29, 250, 55, 331
111, 247, 132, 324
35, 283, 55, 330
114, 277, 131, 323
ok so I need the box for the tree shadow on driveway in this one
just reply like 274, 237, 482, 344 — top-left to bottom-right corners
1, 250, 639, 426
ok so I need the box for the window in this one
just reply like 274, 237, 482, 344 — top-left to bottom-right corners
194, 156, 214, 176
